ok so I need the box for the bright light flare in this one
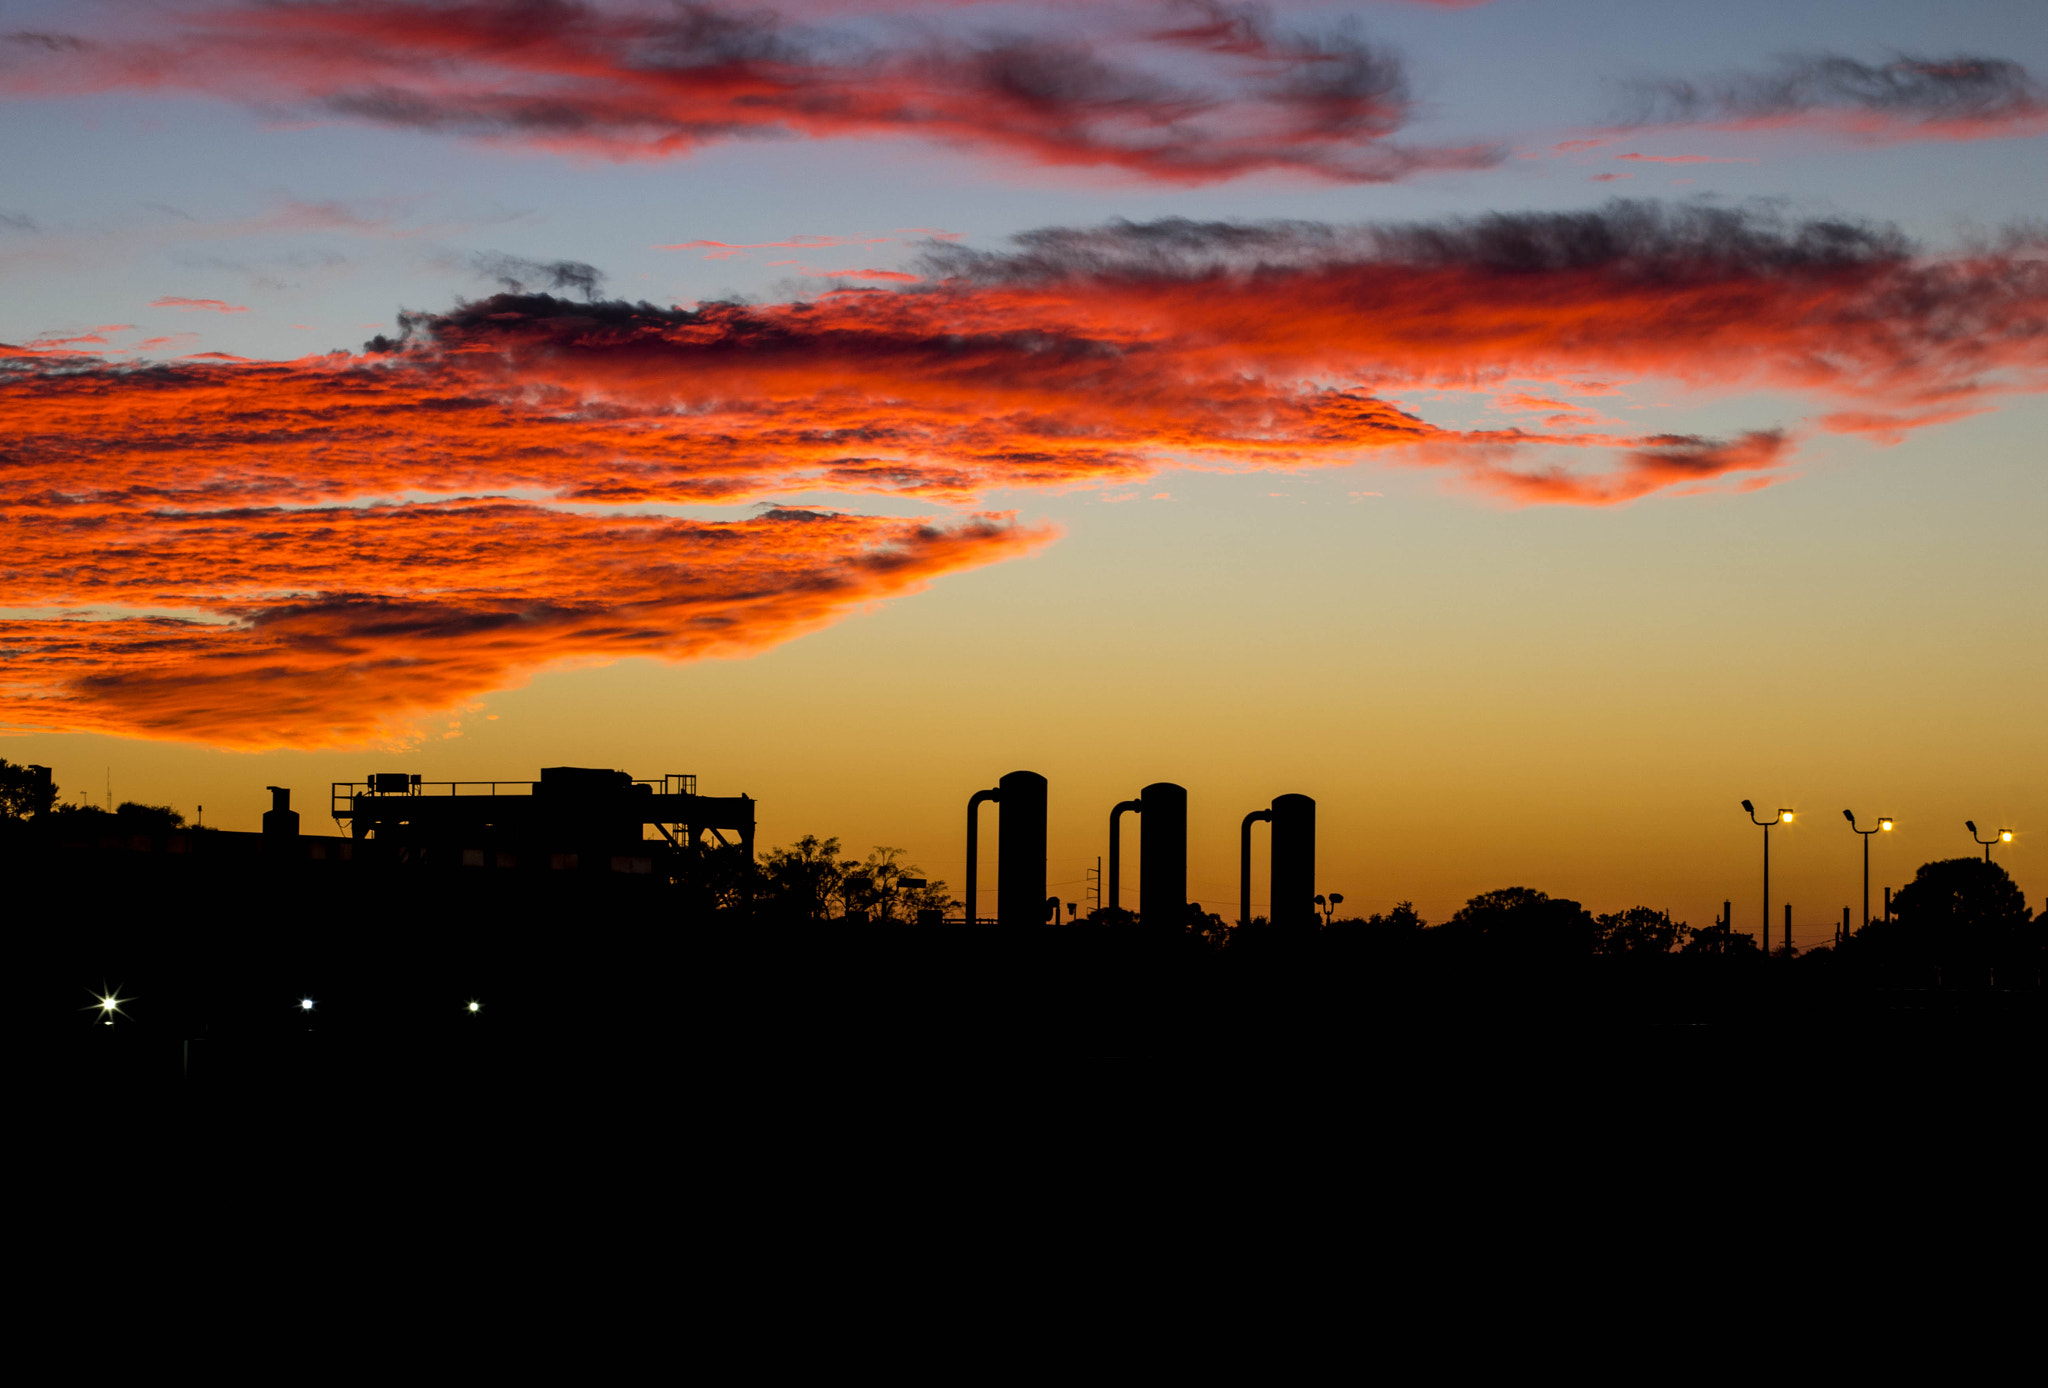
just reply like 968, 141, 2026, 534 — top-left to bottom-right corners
299, 997, 315, 1011
1879, 819, 1893, 831
467, 1001, 481, 1013
87, 988, 131, 1024
1780, 810, 1794, 823
2001, 830, 2013, 842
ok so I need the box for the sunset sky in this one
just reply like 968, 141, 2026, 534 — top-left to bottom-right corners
3, 0, 2041, 940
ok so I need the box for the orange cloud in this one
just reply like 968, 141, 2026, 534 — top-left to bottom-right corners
0, 505, 1043, 748
4, 203, 2043, 747
803, 268, 922, 282
150, 296, 249, 312
0, 1, 1501, 184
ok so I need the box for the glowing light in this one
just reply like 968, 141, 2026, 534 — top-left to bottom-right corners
299, 998, 315, 1011
2001, 830, 2013, 842
467, 1001, 481, 1013
1781, 811, 1794, 823
87, 988, 131, 1023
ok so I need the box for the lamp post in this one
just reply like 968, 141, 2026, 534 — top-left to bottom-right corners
1742, 800, 1792, 952
1965, 821, 2011, 863
1843, 811, 1892, 930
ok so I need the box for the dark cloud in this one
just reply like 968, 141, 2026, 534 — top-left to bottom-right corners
1619, 52, 2047, 139
0, 210, 37, 233
469, 252, 606, 299
2, 31, 85, 52
917, 201, 1911, 282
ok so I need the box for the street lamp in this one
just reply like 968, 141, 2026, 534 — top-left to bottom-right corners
1843, 811, 1892, 931
1742, 801, 1793, 952
1314, 892, 1344, 927
1966, 821, 2012, 862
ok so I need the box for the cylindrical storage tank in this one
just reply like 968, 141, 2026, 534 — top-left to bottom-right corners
996, 770, 1048, 927
1138, 781, 1187, 926
1269, 793, 1315, 927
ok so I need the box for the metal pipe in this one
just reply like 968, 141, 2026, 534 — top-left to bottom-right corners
965, 786, 999, 925
1109, 798, 1143, 920
1240, 808, 1271, 927
1139, 782, 1187, 927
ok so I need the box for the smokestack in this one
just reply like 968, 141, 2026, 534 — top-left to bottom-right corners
1138, 782, 1187, 927
995, 770, 1047, 928
263, 785, 300, 838
1270, 794, 1315, 928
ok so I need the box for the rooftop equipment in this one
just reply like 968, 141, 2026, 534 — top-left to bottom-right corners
330, 767, 751, 863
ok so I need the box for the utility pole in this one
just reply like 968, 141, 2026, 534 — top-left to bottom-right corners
1783, 903, 1792, 957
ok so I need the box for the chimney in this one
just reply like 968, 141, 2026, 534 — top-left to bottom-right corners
263, 785, 300, 838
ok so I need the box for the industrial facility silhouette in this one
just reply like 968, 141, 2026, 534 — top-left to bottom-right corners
2, 756, 2037, 1106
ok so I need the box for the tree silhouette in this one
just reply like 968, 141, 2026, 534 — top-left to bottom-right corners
1593, 906, 1690, 956
1852, 857, 2038, 981
0, 759, 56, 820
755, 837, 956, 925
758, 834, 847, 923
1437, 887, 1597, 963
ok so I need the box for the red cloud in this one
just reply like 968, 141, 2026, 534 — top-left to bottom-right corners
4, 203, 2043, 747
0, 1, 1500, 185
804, 268, 922, 282
150, 297, 249, 313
